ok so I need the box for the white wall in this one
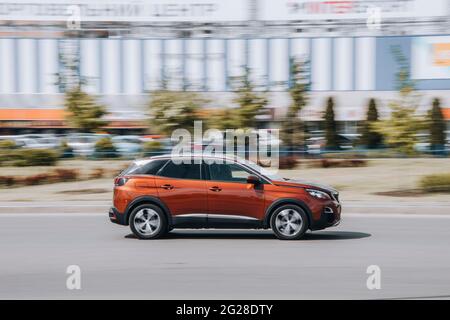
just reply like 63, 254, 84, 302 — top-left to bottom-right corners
0, 37, 377, 94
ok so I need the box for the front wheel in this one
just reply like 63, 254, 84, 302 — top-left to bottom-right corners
129, 204, 168, 239
270, 205, 309, 240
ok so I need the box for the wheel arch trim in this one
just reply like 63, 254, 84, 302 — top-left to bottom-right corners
124, 195, 172, 226
263, 198, 313, 228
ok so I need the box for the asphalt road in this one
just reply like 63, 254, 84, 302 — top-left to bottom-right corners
1, 209, 450, 299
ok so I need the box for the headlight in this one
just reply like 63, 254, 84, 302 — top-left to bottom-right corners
306, 189, 330, 200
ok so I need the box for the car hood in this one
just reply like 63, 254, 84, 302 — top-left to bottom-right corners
272, 179, 338, 194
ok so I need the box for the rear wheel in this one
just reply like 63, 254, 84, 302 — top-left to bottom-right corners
270, 205, 308, 240
129, 204, 168, 239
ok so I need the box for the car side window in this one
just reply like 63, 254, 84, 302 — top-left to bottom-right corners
142, 160, 168, 175
158, 160, 201, 180
208, 162, 254, 183
122, 159, 167, 175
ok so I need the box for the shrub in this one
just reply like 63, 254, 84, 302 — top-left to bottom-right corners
59, 140, 74, 159
10, 159, 28, 167
0, 169, 80, 188
322, 152, 364, 159
22, 149, 59, 166
279, 156, 299, 169
23, 173, 51, 186
0, 149, 58, 167
420, 173, 450, 193
94, 137, 117, 158
0, 140, 17, 149
0, 176, 16, 187
0, 149, 21, 166
310, 159, 367, 168
89, 168, 105, 179
53, 169, 79, 182
143, 140, 163, 156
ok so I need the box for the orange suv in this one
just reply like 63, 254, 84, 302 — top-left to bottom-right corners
109, 155, 341, 240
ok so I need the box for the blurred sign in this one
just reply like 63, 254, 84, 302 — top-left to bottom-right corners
412, 36, 450, 80
0, 0, 249, 22
443, 108, 450, 120
432, 43, 450, 67
260, 0, 448, 20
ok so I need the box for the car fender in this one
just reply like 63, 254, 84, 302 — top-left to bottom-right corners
263, 198, 313, 228
124, 195, 173, 226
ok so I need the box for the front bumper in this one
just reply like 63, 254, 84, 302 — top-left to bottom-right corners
109, 207, 128, 225
310, 201, 341, 231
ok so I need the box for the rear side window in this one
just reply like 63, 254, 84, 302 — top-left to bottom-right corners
122, 159, 167, 175
158, 161, 201, 180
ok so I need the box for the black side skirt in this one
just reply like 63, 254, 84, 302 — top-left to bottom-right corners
172, 215, 264, 229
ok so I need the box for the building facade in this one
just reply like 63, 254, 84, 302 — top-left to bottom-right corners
0, 0, 449, 133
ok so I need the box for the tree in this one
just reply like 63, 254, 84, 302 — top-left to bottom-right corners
231, 67, 268, 129
373, 46, 424, 155
206, 108, 238, 131
323, 97, 339, 150
428, 98, 446, 152
148, 90, 208, 135
64, 86, 107, 132
57, 39, 84, 92
280, 58, 310, 151
58, 40, 108, 133
360, 98, 383, 148
94, 137, 118, 158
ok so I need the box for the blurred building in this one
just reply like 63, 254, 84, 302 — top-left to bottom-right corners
0, 0, 450, 134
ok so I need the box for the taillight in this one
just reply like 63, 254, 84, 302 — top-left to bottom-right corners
114, 177, 129, 186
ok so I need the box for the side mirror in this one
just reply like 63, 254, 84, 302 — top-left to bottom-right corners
247, 174, 261, 185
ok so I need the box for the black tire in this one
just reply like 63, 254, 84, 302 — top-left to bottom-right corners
129, 204, 168, 239
270, 204, 309, 240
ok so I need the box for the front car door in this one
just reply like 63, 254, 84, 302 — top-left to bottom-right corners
155, 160, 207, 226
204, 160, 265, 225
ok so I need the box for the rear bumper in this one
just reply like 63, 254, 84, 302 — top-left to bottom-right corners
109, 207, 128, 225
310, 201, 341, 231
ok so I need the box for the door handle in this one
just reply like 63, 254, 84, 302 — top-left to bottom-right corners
209, 186, 222, 192
161, 184, 174, 190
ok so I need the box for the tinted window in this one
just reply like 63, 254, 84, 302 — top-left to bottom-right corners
208, 162, 253, 183
158, 161, 201, 180
143, 160, 168, 175
122, 159, 167, 175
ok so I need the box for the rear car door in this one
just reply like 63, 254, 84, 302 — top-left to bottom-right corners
205, 161, 265, 221
154, 160, 207, 216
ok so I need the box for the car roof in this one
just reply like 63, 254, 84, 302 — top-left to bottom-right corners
134, 154, 248, 165
130, 154, 274, 184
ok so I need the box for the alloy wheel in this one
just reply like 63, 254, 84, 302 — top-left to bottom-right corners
133, 208, 161, 236
275, 209, 303, 236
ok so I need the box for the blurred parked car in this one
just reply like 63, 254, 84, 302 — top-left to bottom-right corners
14, 134, 61, 149
306, 134, 358, 154
67, 133, 110, 156
414, 133, 450, 153
14, 138, 53, 149
112, 135, 143, 157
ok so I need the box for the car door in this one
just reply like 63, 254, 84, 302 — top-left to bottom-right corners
154, 160, 207, 217
205, 161, 265, 221
130, 159, 168, 194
